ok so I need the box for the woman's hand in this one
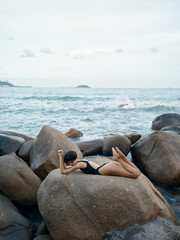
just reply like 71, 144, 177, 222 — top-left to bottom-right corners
58, 150, 64, 157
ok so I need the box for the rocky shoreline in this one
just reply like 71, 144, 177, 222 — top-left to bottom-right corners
0, 113, 180, 240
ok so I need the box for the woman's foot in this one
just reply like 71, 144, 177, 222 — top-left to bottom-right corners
112, 147, 119, 161
115, 146, 125, 159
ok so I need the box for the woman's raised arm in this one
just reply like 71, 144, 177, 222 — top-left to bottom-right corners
58, 150, 81, 174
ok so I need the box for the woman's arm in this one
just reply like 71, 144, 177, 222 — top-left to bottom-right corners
58, 150, 67, 172
58, 150, 81, 174
60, 165, 80, 174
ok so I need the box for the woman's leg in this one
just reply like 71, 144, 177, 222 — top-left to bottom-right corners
99, 162, 139, 178
115, 157, 140, 175
112, 147, 137, 174
114, 147, 141, 174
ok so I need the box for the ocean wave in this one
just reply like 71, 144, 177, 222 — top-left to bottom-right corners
81, 117, 93, 122
140, 104, 179, 112
118, 103, 137, 109
68, 106, 120, 113
20, 96, 85, 101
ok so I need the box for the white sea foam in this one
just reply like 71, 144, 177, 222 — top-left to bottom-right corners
117, 95, 137, 109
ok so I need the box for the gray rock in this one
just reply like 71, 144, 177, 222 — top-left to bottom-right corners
0, 194, 35, 240
36, 221, 49, 236
0, 130, 34, 141
103, 135, 131, 156
65, 128, 83, 138
152, 113, 180, 130
30, 125, 83, 180
124, 133, 141, 144
0, 154, 41, 205
37, 163, 176, 240
76, 139, 104, 156
33, 235, 52, 240
161, 124, 180, 134
171, 203, 180, 222
131, 131, 180, 186
18, 139, 34, 162
103, 216, 180, 240
16, 204, 44, 231
0, 133, 25, 156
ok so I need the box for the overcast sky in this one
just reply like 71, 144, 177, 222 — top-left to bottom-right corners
0, 0, 180, 88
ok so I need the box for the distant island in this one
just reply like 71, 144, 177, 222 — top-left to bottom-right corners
0, 80, 14, 87
0, 80, 31, 88
76, 85, 91, 88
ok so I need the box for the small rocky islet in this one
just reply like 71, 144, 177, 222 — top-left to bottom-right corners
76, 84, 91, 88
0, 113, 180, 240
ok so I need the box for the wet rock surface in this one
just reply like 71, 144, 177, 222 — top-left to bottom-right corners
103, 216, 180, 240
0, 194, 35, 240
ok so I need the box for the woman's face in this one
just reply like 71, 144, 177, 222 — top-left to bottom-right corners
67, 158, 78, 166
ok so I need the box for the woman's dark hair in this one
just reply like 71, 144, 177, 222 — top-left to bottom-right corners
64, 151, 77, 163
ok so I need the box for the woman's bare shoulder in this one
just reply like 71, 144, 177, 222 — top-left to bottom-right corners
77, 161, 86, 168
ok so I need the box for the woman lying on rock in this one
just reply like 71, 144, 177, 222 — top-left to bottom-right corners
58, 147, 141, 178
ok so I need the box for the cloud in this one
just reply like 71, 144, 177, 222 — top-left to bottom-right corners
66, 53, 83, 59
67, 47, 124, 59
40, 48, 55, 55
114, 48, 124, 53
94, 50, 108, 54
20, 49, 35, 58
149, 47, 158, 53
8, 37, 14, 41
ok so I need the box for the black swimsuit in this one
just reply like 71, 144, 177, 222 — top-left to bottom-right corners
78, 160, 107, 175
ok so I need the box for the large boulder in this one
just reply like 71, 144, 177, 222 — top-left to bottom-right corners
161, 124, 180, 134
76, 139, 104, 156
65, 128, 83, 138
152, 113, 180, 130
18, 140, 34, 162
124, 133, 141, 145
103, 135, 131, 156
30, 125, 83, 179
103, 216, 180, 240
131, 131, 180, 186
0, 194, 35, 240
38, 158, 176, 240
0, 153, 41, 205
0, 130, 34, 141
0, 133, 25, 156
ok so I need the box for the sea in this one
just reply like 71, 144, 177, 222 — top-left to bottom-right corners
0, 86, 180, 221
0, 87, 180, 140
